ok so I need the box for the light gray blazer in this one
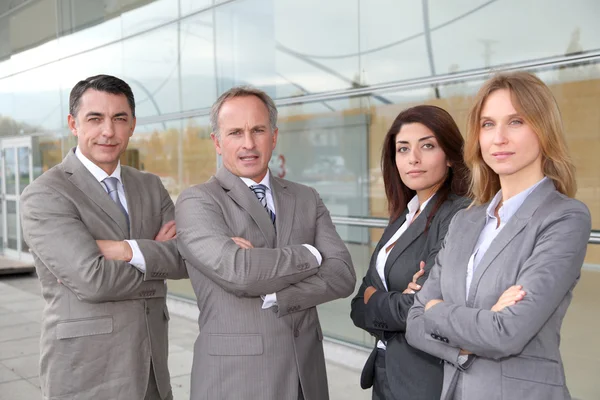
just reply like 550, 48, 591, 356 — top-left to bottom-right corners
20, 149, 187, 400
175, 167, 356, 400
405, 178, 591, 400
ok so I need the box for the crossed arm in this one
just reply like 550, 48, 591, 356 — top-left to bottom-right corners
175, 187, 355, 315
21, 183, 166, 303
406, 205, 590, 363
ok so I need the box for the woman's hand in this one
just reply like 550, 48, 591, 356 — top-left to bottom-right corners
363, 286, 377, 304
491, 285, 526, 312
403, 261, 425, 294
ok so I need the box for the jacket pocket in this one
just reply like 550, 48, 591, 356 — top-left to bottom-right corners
502, 355, 564, 386
208, 334, 263, 356
56, 316, 113, 339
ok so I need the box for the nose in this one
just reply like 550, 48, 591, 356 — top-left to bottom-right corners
101, 120, 116, 138
492, 124, 508, 145
242, 131, 256, 149
408, 148, 421, 165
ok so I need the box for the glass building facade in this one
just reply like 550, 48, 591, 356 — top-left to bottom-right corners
1, 1, 599, 398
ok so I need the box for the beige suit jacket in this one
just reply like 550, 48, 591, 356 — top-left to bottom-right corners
176, 167, 356, 400
20, 149, 187, 400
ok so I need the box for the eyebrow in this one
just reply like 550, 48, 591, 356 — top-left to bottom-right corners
84, 111, 130, 118
396, 135, 435, 144
226, 125, 268, 133
480, 113, 521, 120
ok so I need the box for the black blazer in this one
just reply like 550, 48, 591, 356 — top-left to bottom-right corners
350, 193, 469, 400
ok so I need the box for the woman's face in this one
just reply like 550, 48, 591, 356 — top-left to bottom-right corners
395, 122, 449, 197
479, 89, 542, 179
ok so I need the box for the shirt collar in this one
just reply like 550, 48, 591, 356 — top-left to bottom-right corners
240, 170, 271, 191
407, 192, 434, 218
486, 176, 548, 222
75, 146, 122, 184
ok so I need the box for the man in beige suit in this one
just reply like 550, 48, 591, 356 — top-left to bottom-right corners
21, 75, 187, 400
176, 86, 356, 400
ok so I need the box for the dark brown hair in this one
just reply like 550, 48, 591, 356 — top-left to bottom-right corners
381, 105, 469, 226
69, 74, 135, 117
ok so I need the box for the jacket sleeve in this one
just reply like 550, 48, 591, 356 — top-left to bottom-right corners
137, 175, 187, 280
350, 276, 389, 341
21, 182, 166, 303
420, 203, 591, 359
271, 188, 356, 317
175, 186, 321, 297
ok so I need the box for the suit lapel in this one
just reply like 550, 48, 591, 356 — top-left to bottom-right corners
270, 177, 295, 247
449, 206, 486, 306
216, 167, 276, 247
466, 179, 556, 305
63, 150, 129, 238
367, 215, 406, 290
383, 196, 438, 282
121, 167, 140, 239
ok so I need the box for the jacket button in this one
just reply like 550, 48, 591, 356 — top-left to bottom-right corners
294, 329, 300, 338
146, 307, 150, 315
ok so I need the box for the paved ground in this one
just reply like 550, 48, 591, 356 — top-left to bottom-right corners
0, 273, 370, 400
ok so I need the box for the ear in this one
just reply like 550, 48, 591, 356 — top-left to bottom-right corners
67, 114, 78, 137
130, 116, 136, 137
271, 127, 279, 150
210, 132, 222, 155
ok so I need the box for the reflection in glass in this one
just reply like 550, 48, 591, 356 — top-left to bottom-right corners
5, 148, 16, 195
6, 200, 17, 250
18, 147, 30, 194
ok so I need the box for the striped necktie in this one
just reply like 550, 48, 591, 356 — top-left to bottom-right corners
250, 184, 276, 225
103, 177, 130, 230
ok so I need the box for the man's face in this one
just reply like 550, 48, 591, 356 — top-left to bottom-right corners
211, 95, 278, 183
68, 89, 136, 174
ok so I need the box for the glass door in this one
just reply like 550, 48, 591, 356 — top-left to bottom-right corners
1, 137, 33, 262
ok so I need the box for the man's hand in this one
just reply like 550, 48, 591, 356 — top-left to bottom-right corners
425, 299, 443, 311
155, 220, 176, 242
403, 261, 425, 294
231, 237, 254, 249
96, 240, 133, 262
491, 285, 526, 312
459, 349, 472, 355
363, 286, 377, 304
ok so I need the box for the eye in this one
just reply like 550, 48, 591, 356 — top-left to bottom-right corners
229, 130, 241, 136
422, 143, 434, 150
397, 147, 409, 153
509, 119, 523, 125
481, 121, 493, 128
115, 117, 127, 122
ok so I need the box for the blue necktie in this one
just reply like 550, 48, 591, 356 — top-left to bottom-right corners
250, 184, 276, 225
103, 177, 130, 230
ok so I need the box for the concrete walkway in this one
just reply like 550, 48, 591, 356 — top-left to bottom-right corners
0, 274, 370, 400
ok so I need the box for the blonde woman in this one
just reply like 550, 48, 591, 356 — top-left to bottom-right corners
405, 71, 591, 400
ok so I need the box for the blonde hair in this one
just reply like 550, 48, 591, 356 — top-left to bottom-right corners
465, 71, 576, 204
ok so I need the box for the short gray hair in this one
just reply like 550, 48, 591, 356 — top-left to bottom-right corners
210, 86, 278, 138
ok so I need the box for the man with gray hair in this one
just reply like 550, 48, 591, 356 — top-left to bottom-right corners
176, 86, 356, 400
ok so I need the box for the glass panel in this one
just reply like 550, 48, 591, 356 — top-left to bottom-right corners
18, 146, 30, 193
4, 147, 16, 194
562, 266, 600, 400
6, 200, 17, 250
121, 0, 179, 37
180, 0, 213, 18
122, 24, 180, 117
429, 0, 600, 74
180, 8, 216, 111
318, 225, 383, 346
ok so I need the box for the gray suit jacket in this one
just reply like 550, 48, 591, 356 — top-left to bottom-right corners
176, 167, 356, 400
20, 149, 187, 400
406, 179, 591, 400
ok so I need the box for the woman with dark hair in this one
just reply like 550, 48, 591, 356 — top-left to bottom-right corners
351, 105, 470, 399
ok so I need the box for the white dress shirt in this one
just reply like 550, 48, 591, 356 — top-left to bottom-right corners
75, 147, 146, 271
375, 194, 433, 350
239, 170, 322, 310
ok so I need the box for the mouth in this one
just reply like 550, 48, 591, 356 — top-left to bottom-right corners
406, 170, 426, 177
96, 143, 118, 149
239, 154, 259, 162
491, 152, 514, 160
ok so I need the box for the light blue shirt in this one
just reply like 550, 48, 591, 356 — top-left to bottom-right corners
465, 177, 548, 297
